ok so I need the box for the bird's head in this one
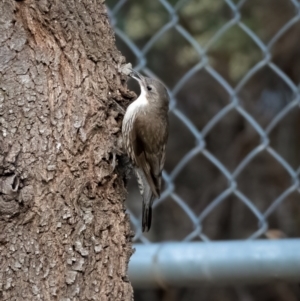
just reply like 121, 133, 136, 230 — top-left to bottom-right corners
129, 69, 169, 109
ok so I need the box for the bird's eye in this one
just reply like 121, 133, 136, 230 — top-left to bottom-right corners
147, 86, 152, 91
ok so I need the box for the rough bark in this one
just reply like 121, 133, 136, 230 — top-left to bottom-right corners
0, 0, 134, 300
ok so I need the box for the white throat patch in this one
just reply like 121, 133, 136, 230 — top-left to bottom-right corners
123, 85, 148, 123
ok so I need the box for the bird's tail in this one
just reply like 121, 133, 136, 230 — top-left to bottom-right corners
142, 202, 152, 232
135, 168, 156, 232
141, 178, 155, 232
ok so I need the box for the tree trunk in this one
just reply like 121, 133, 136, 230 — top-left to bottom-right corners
0, 1, 134, 300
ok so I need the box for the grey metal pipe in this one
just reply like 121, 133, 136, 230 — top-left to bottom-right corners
129, 239, 300, 288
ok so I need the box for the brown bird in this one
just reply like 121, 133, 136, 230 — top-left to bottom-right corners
122, 70, 169, 231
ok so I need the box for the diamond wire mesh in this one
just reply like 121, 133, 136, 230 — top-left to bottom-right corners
107, 0, 300, 244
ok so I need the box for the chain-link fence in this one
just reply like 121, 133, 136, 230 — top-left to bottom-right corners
107, 1, 300, 289
107, 0, 300, 297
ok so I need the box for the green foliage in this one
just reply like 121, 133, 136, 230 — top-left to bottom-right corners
107, 0, 295, 82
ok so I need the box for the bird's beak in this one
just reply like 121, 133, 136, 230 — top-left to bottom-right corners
129, 69, 144, 83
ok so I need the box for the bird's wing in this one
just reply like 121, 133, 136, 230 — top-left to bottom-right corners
130, 123, 159, 198
132, 115, 168, 197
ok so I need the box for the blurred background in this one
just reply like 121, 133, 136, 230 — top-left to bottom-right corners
106, 0, 300, 300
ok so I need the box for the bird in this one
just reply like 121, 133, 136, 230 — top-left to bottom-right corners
122, 70, 169, 232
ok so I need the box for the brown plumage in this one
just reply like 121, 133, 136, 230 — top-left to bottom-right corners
122, 71, 169, 231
